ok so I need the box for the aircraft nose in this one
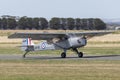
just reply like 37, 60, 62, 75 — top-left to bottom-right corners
77, 39, 81, 44
78, 38, 87, 46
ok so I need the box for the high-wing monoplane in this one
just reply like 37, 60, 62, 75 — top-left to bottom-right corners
8, 31, 113, 58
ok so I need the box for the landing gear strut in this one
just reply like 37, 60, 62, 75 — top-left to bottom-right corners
73, 48, 83, 58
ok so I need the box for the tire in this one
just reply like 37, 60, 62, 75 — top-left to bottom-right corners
78, 52, 83, 58
61, 52, 66, 58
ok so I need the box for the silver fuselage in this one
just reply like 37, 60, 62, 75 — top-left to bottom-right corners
31, 37, 87, 51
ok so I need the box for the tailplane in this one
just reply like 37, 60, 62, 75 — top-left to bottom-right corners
21, 38, 34, 51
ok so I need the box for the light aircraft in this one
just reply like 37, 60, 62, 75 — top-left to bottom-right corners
8, 31, 113, 58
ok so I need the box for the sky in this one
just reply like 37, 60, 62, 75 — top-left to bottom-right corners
0, 0, 120, 19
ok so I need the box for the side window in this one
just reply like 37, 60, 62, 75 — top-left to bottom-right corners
77, 40, 81, 44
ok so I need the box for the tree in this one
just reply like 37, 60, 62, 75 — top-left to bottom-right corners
50, 17, 61, 29
0, 18, 1, 29
26, 18, 33, 30
32, 18, 40, 29
60, 18, 67, 30
75, 18, 82, 30
87, 18, 95, 30
67, 18, 75, 30
94, 18, 106, 30
7, 18, 17, 29
18, 17, 28, 29
81, 19, 89, 30
40, 18, 48, 30
1, 18, 7, 29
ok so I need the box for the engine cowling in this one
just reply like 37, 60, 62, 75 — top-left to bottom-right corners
68, 37, 87, 48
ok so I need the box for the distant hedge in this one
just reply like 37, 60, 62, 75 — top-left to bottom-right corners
0, 16, 106, 30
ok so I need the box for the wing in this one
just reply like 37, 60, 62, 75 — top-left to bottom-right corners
8, 31, 113, 40
8, 32, 67, 40
71, 31, 113, 37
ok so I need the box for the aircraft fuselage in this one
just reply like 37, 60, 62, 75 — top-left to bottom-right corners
28, 37, 87, 51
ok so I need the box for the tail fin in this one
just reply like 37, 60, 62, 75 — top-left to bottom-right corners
21, 38, 34, 51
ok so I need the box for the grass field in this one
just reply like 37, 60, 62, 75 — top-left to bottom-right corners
0, 60, 120, 80
0, 30, 120, 80
0, 46, 120, 55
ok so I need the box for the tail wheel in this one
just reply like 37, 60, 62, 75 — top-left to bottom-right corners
61, 52, 66, 58
78, 52, 83, 58
23, 51, 29, 58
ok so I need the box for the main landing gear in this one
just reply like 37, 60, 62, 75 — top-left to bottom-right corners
73, 48, 83, 58
61, 48, 83, 58
61, 50, 67, 58
61, 52, 66, 58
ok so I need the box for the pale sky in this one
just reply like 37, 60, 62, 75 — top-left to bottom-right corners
0, 0, 120, 19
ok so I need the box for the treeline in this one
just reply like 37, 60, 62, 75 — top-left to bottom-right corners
0, 16, 106, 30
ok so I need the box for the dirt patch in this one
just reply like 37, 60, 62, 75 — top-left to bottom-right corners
88, 34, 120, 42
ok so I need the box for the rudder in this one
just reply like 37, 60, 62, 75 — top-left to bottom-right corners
21, 38, 34, 51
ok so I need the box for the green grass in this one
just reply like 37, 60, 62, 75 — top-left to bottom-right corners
0, 47, 21, 54
0, 47, 120, 55
0, 30, 120, 80
0, 60, 120, 80
0, 45, 120, 80
81, 47, 120, 55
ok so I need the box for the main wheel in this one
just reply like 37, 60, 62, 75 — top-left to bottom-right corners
61, 52, 66, 58
78, 52, 83, 58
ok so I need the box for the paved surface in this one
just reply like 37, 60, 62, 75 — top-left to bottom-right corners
0, 54, 120, 60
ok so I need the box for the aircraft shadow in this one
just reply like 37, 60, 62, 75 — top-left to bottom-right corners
25, 56, 63, 60
84, 55, 120, 58
24, 54, 120, 60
